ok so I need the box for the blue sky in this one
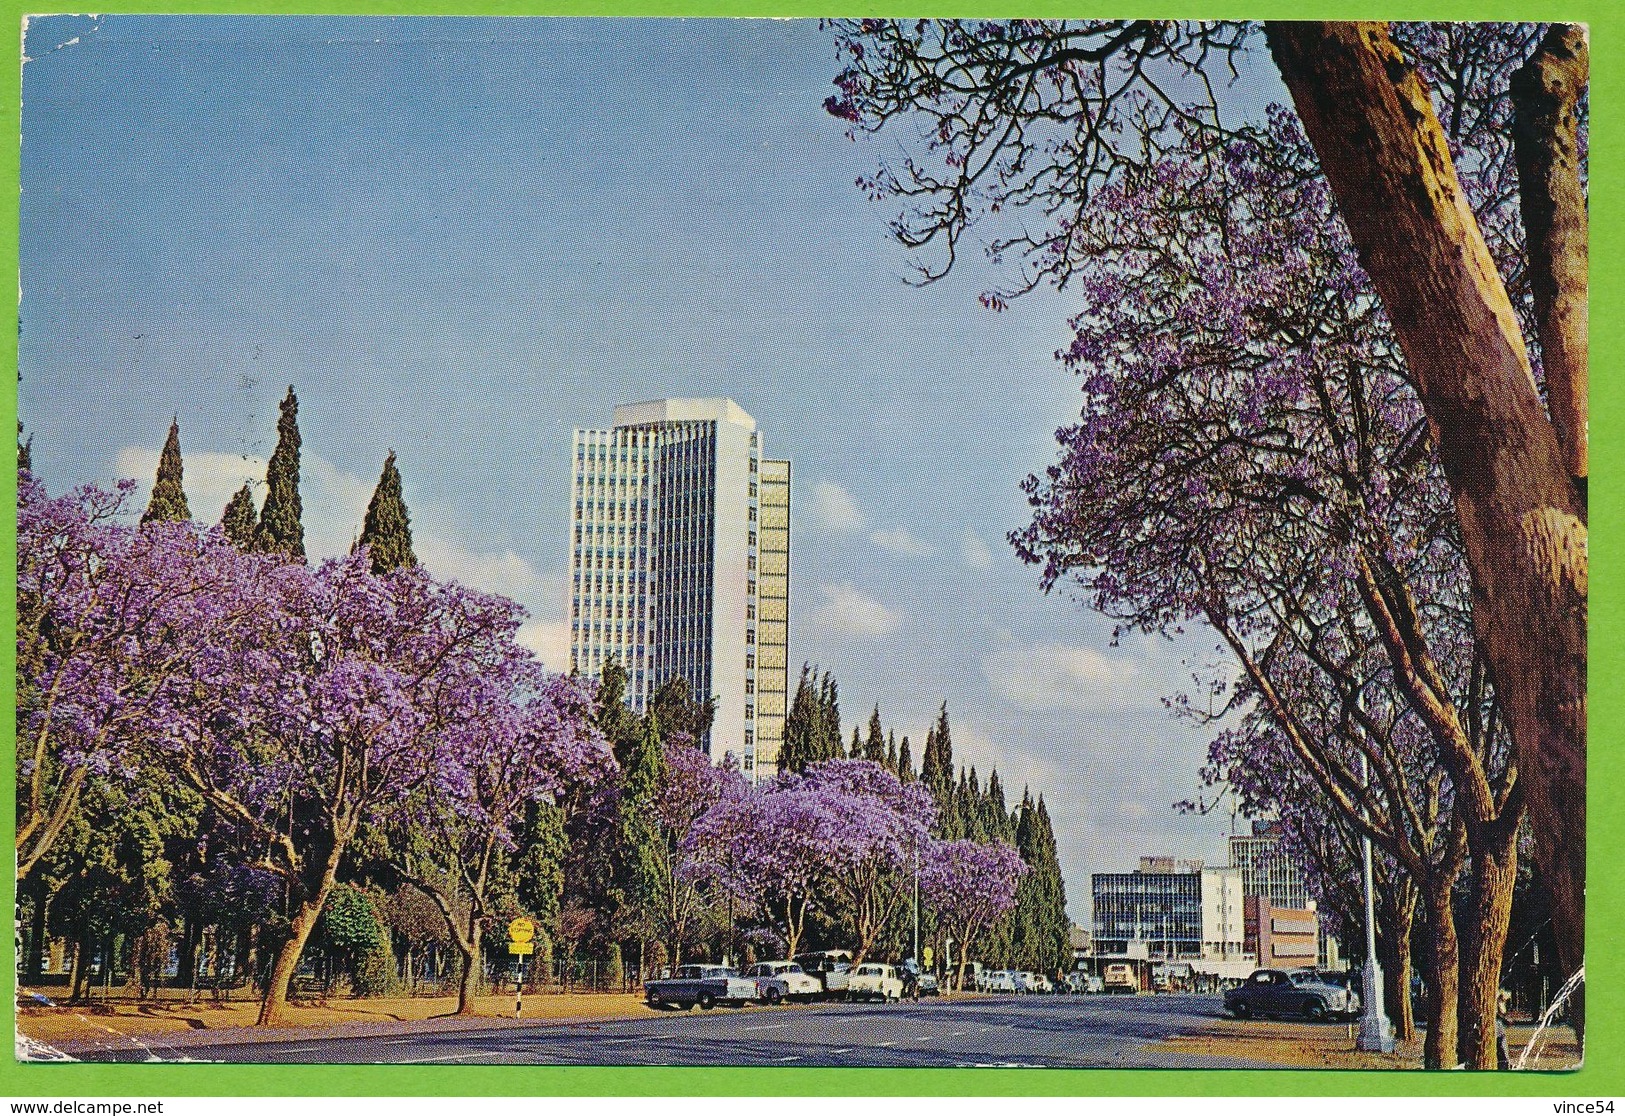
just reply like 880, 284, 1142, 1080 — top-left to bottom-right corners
20, 15, 1291, 921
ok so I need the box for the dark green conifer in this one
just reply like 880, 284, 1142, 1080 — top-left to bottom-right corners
863, 706, 886, 762
253, 386, 305, 559
142, 418, 192, 523
18, 423, 32, 474
355, 450, 417, 574
779, 664, 819, 774
817, 672, 842, 761
897, 735, 914, 782
885, 730, 898, 774
221, 484, 258, 549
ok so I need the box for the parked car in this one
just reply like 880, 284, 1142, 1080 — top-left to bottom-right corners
793, 951, 853, 1001
981, 969, 1018, 993
1224, 967, 1360, 1021
849, 962, 906, 1002
915, 971, 941, 997
643, 964, 759, 1011
1085, 974, 1106, 994
746, 960, 824, 1003
1102, 963, 1139, 994
1014, 971, 1054, 994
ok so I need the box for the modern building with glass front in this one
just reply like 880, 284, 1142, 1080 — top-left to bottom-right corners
568, 398, 790, 777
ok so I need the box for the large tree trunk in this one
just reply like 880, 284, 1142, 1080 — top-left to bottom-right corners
1420, 881, 1460, 1069
1266, 22, 1588, 1024
1511, 23, 1589, 497
456, 909, 483, 1016
1379, 880, 1416, 1042
23, 874, 47, 985
258, 896, 322, 1027
257, 849, 344, 1027
1458, 818, 1520, 1069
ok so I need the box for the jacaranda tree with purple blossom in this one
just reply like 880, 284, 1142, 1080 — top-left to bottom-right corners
15, 478, 302, 886
792, 760, 936, 968
1004, 115, 1515, 1064
627, 732, 748, 969
920, 838, 1026, 991
386, 643, 612, 1015
687, 770, 844, 960
826, 23, 1589, 1054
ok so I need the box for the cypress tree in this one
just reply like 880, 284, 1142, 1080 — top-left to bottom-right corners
849, 726, 862, 760
920, 704, 956, 803
1010, 791, 1070, 973
356, 450, 416, 574
142, 418, 192, 523
779, 665, 819, 773
220, 484, 259, 549
18, 423, 32, 475
594, 660, 643, 768
253, 386, 305, 559
817, 672, 842, 762
885, 730, 898, 774
863, 706, 886, 762
897, 735, 914, 782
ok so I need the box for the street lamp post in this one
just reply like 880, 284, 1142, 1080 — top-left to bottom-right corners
1356, 752, 1395, 1053
912, 833, 920, 972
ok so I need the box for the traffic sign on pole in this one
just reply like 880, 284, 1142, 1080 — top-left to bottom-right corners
508, 941, 534, 956
508, 917, 536, 944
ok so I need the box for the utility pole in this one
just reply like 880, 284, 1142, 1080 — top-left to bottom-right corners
1356, 751, 1395, 1053
912, 832, 921, 971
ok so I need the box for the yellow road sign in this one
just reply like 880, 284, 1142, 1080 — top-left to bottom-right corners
922, 946, 934, 967
508, 917, 536, 944
508, 941, 535, 956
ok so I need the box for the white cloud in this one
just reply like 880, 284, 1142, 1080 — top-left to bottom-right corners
961, 530, 994, 570
981, 640, 1150, 713
415, 535, 552, 602
869, 526, 934, 557
807, 481, 864, 533
114, 446, 267, 526
112, 443, 563, 624
517, 619, 573, 674
807, 583, 901, 638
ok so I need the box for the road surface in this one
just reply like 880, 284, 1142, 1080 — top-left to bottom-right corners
49, 993, 1293, 1068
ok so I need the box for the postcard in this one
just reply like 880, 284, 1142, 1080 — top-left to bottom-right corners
11, 13, 1592, 1089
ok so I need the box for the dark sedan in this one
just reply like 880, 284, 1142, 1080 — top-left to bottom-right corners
1223, 967, 1360, 1021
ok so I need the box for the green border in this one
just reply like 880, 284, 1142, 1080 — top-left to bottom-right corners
2, 0, 1619, 1098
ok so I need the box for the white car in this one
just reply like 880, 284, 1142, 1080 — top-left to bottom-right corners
849, 962, 906, 1002
746, 961, 824, 1003
981, 969, 1018, 993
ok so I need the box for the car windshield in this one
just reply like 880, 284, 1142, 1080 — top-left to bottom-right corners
1288, 971, 1316, 985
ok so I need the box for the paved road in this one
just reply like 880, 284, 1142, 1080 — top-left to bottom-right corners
52, 994, 1291, 1068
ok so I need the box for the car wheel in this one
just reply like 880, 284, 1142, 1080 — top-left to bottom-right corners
765, 987, 782, 1006
1303, 998, 1327, 1022
697, 993, 716, 1011
1231, 1001, 1249, 1019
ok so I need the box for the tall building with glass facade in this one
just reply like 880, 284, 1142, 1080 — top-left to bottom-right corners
568, 399, 790, 777
1228, 821, 1311, 910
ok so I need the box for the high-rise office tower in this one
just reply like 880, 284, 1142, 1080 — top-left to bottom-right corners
568, 399, 790, 777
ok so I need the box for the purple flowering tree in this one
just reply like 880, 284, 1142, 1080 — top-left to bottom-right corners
793, 760, 936, 967
825, 23, 1588, 1046
920, 839, 1027, 991
15, 478, 306, 884
631, 737, 747, 969
387, 635, 611, 1015
687, 772, 847, 960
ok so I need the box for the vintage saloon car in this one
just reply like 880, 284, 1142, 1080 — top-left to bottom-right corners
746, 960, 825, 1003
1224, 967, 1360, 1021
643, 964, 760, 1011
